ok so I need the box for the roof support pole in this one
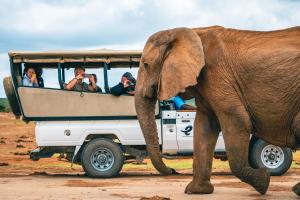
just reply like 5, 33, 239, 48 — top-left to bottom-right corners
103, 63, 109, 93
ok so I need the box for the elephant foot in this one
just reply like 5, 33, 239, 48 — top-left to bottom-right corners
244, 168, 270, 195
292, 182, 300, 196
185, 180, 214, 194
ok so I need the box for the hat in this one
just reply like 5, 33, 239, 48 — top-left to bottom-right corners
122, 72, 136, 83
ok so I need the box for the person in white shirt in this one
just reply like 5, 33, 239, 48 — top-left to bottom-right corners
22, 66, 38, 87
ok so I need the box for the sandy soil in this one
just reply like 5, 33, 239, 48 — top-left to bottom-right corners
1, 113, 300, 200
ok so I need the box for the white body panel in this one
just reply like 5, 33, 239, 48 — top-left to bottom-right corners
36, 119, 162, 146
35, 110, 226, 154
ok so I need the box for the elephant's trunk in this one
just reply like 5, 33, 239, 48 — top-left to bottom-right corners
135, 92, 175, 175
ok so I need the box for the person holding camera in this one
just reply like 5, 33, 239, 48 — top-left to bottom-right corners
66, 66, 97, 92
90, 74, 102, 93
22, 66, 39, 87
110, 72, 136, 96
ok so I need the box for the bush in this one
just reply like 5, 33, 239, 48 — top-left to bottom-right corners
0, 98, 11, 113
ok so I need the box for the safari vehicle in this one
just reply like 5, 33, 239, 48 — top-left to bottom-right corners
3, 50, 293, 178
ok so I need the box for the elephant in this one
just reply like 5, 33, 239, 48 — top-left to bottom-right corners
134, 25, 300, 196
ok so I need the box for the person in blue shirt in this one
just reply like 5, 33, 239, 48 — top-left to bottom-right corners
22, 66, 39, 87
172, 96, 196, 110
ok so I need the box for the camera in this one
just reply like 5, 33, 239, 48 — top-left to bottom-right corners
83, 73, 92, 78
127, 82, 135, 92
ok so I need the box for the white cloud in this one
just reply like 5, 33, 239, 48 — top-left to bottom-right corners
0, 0, 299, 97
148, 0, 299, 30
1, 0, 298, 37
0, 53, 10, 78
0, 53, 11, 98
0, 0, 143, 35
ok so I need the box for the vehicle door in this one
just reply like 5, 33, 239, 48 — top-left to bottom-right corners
175, 111, 196, 153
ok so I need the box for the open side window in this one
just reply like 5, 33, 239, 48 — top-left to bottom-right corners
107, 66, 138, 89
9, 51, 158, 120
61, 64, 105, 93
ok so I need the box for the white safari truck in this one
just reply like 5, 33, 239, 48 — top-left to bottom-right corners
3, 50, 293, 178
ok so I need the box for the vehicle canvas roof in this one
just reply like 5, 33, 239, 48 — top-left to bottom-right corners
8, 50, 142, 67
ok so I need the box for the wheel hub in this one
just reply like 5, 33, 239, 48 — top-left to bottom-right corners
261, 145, 284, 169
98, 154, 107, 163
91, 148, 114, 172
268, 153, 275, 161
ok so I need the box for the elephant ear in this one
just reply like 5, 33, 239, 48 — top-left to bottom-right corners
157, 28, 205, 100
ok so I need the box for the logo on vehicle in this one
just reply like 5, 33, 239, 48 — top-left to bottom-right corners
181, 125, 193, 136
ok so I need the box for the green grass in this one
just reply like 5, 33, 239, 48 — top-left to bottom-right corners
0, 98, 11, 112
123, 158, 230, 171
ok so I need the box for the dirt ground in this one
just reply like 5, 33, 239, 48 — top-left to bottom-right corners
1, 113, 300, 200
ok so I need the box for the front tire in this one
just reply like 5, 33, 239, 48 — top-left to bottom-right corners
249, 139, 293, 176
81, 138, 124, 178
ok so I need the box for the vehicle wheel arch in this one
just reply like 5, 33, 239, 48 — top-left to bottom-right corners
85, 134, 120, 142
249, 135, 259, 152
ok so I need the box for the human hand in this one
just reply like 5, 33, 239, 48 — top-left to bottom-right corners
123, 80, 130, 88
76, 74, 83, 80
31, 76, 37, 83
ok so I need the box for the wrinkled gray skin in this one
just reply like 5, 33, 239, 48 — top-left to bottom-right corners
134, 26, 300, 196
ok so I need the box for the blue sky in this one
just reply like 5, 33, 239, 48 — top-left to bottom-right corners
0, 0, 299, 97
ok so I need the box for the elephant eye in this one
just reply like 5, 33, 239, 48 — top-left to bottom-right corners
144, 62, 149, 69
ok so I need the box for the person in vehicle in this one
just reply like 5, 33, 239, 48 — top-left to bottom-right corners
66, 66, 97, 92
90, 74, 102, 93
35, 67, 44, 87
22, 66, 39, 87
110, 72, 136, 96
173, 96, 196, 110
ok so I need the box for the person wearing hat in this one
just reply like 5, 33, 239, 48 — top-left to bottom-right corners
110, 72, 136, 96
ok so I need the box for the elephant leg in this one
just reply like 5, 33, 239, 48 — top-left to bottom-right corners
220, 112, 270, 195
185, 110, 219, 194
293, 112, 300, 141
292, 112, 300, 196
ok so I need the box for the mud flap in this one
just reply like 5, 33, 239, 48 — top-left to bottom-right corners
71, 145, 81, 167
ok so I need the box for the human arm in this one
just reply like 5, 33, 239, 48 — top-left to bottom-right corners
173, 96, 196, 110
173, 96, 185, 110
30, 76, 38, 87
181, 104, 196, 110
127, 91, 135, 95
23, 76, 38, 87
110, 83, 126, 96
66, 78, 78, 90
66, 74, 83, 90
124, 80, 135, 95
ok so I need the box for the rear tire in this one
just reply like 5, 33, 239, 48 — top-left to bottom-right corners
81, 138, 124, 178
249, 139, 292, 176
3, 76, 21, 118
